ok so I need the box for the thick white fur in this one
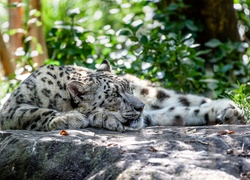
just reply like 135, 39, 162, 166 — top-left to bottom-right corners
124, 75, 244, 128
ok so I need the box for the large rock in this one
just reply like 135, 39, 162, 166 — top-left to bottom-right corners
1, 125, 250, 180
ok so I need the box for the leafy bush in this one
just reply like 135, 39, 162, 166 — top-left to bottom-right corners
204, 39, 249, 96
42, 0, 249, 97
46, 23, 94, 66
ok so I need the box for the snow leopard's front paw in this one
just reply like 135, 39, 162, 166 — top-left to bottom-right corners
89, 112, 125, 132
213, 99, 244, 124
49, 111, 89, 130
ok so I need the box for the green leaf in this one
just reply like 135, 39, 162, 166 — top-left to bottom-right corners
129, 36, 139, 42
29, 9, 41, 17
185, 20, 198, 31
194, 57, 205, 63
183, 38, 194, 46
140, 35, 148, 44
152, 14, 165, 21
7, 29, 17, 35
167, 33, 177, 40
45, 59, 60, 66
181, 33, 192, 42
67, 8, 80, 18
36, 44, 43, 54
118, 29, 133, 36
196, 49, 212, 56
205, 39, 222, 48
222, 64, 233, 73
167, 3, 178, 11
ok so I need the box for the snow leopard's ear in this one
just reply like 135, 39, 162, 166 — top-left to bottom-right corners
67, 80, 97, 104
96, 59, 112, 72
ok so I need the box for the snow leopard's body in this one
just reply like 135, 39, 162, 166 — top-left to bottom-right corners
0, 60, 243, 131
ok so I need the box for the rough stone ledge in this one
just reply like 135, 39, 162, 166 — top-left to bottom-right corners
1, 125, 250, 180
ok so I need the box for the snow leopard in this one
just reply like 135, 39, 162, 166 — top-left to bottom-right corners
0, 60, 244, 131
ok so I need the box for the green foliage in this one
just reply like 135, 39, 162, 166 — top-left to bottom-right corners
234, 0, 250, 42
225, 83, 250, 122
46, 22, 94, 66
0, 79, 21, 105
153, 0, 200, 35
204, 39, 249, 96
123, 32, 208, 94
112, 0, 205, 93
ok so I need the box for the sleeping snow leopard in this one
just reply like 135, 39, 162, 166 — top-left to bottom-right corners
0, 60, 244, 131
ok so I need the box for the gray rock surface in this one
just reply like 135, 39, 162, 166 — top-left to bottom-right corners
1, 125, 250, 180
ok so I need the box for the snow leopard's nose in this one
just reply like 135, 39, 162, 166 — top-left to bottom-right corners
124, 92, 144, 113
133, 102, 144, 112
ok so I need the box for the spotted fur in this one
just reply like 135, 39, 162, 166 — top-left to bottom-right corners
125, 74, 244, 128
0, 60, 244, 131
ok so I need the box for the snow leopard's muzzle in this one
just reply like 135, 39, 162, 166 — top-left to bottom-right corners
119, 92, 144, 126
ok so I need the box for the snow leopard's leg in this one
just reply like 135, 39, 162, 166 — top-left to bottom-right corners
141, 106, 215, 126
88, 111, 125, 132
140, 99, 243, 127
201, 99, 244, 124
0, 104, 89, 131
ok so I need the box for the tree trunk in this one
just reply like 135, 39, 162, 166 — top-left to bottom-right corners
157, 0, 240, 44
183, 0, 240, 44
8, 0, 24, 61
0, 32, 15, 76
28, 0, 48, 68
